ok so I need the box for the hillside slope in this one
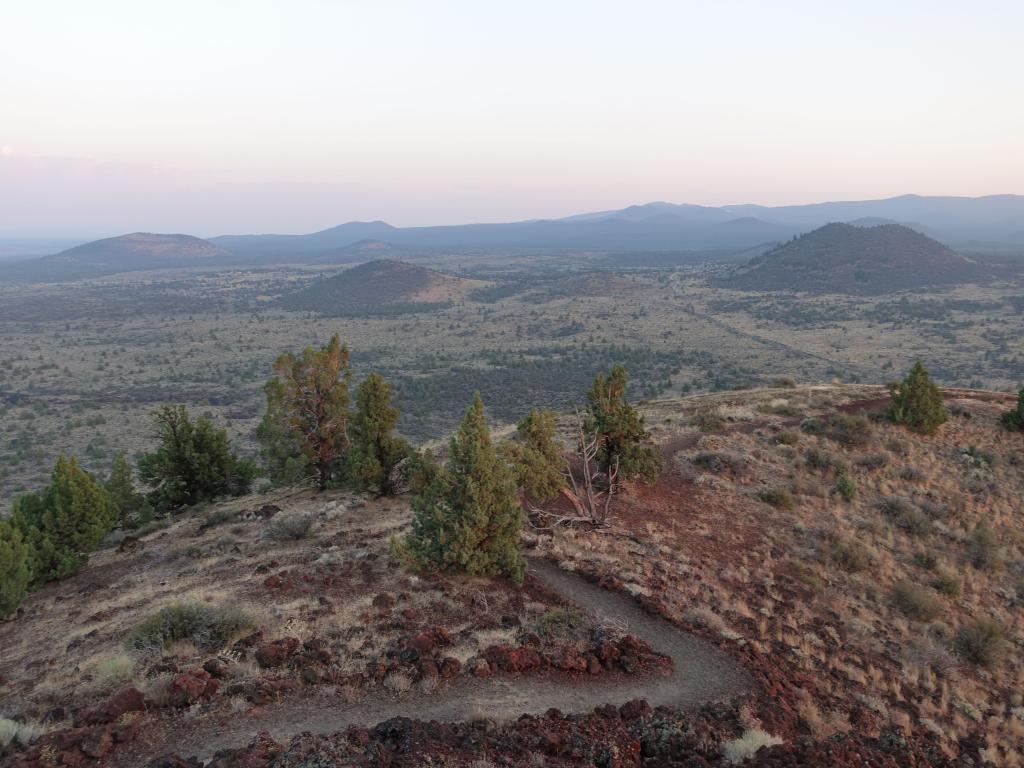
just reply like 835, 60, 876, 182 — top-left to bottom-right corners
727, 223, 983, 294
5, 233, 232, 281
278, 259, 484, 316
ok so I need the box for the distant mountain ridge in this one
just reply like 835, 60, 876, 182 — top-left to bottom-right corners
726, 223, 984, 294
207, 193, 1024, 259
4, 193, 1023, 281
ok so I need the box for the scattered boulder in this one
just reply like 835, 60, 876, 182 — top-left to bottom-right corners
165, 668, 217, 707
255, 637, 300, 668
76, 686, 146, 726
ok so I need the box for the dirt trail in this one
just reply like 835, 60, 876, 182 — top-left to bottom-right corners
119, 559, 751, 765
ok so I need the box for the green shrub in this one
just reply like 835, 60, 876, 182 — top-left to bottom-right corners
887, 361, 948, 435
693, 411, 725, 433
1000, 388, 1024, 431
911, 551, 938, 570
856, 452, 889, 471
833, 472, 857, 502
775, 430, 799, 446
966, 523, 1002, 571
799, 417, 827, 436
533, 607, 585, 644
805, 447, 842, 473
692, 451, 746, 474
265, 515, 314, 542
92, 655, 137, 689
756, 487, 794, 509
827, 413, 873, 447
930, 571, 961, 597
955, 618, 1007, 667
893, 581, 942, 621
126, 602, 254, 652
830, 539, 870, 572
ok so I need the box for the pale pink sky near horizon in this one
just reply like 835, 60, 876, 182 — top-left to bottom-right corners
2, 0, 1022, 238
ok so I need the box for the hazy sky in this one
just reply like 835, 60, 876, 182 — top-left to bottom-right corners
2, 0, 1022, 237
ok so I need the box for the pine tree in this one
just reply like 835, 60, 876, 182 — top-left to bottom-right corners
399, 393, 525, 582
1001, 388, 1024, 432
585, 364, 664, 483
263, 335, 351, 489
501, 408, 565, 501
887, 361, 948, 436
0, 519, 31, 619
105, 452, 152, 528
12, 455, 118, 584
349, 373, 411, 496
138, 405, 255, 509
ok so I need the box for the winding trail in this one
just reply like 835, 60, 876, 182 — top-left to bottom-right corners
119, 559, 751, 765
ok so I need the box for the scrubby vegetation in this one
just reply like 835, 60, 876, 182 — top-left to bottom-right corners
125, 602, 254, 653
585, 363, 663, 484
348, 372, 412, 497
1002, 387, 1024, 431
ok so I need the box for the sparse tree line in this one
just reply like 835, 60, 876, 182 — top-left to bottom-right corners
2, 346, 1021, 620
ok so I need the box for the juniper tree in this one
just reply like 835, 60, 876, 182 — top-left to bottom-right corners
0, 519, 31, 619
501, 408, 565, 502
138, 405, 255, 509
349, 373, 411, 496
261, 334, 351, 489
887, 361, 948, 436
585, 364, 663, 484
1001, 388, 1024, 432
12, 455, 118, 584
106, 452, 152, 528
256, 378, 312, 486
399, 393, 525, 582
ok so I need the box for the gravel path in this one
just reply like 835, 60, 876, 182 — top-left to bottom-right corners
120, 558, 751, 765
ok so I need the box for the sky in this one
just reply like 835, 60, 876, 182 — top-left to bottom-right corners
1, 0, 1022, 238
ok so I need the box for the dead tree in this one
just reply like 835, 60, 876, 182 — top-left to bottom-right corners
529, 411, 617, 529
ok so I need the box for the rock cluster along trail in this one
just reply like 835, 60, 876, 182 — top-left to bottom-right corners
122, 559, 751, 766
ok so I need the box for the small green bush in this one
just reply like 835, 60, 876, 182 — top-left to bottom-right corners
966, 523, 1002, 571
92, 655, 137, 689
799, 417, 826, 436
126, 602, 254, 652
955, 618, 1007, 667
1000, 388, 1024, 432
930, 571, 961, 597
827, 413, 873, 447
830, 539, 870, 572
833, 472, 857, 503
756, 487, 794, 509
911, 551, 938, 570
265, 515, 314, 542
893, 581, 942, 621
856, 452, 889, 471
775, 430, 799, 446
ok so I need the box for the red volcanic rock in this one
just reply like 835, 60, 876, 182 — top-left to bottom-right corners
468, 658, 491, 678
166, 668, 218, 707
439, 657, 462, 679
76, 685, 146, 725
618, 698, 652, 721
255, 637, 300, 668
408, 630, 436, 654
483, 644, 542, 673
203, 658, 231, 678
